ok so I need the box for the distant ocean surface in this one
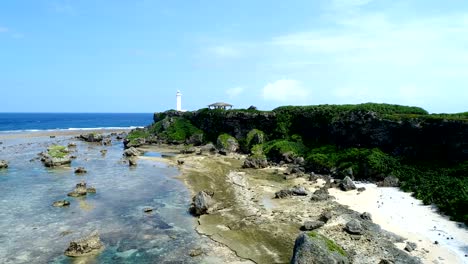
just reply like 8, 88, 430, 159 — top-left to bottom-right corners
0, 113, 153, 132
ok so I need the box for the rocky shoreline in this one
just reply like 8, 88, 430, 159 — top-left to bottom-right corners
138, 144, 438, 264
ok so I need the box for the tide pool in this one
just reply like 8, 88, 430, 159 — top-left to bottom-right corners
0, 134, 202, 263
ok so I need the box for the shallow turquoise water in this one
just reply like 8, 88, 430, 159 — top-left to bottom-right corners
0, 135, 201, 263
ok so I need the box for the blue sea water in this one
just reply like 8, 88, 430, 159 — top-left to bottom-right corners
0, 113, 153, 132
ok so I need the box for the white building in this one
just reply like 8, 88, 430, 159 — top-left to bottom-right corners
176, 90, 186, 112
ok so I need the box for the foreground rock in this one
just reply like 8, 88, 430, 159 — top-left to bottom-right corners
291, 233, 349, 264
74, 167, 87, 174
339, 176, 357, 191
52, 200, 71, 207
78, 133, 103, 143
242, 156, 268, 169
40, 145, 71, 167
275, 185, 308, 198
68, 182, 95, 197
302, 221, 325, 231
123, 147, 140, 157
64, 231, 104, 257
345, 219, 364, 235
190, 191, 214, 216
216, 134, 239, 155
0, 160, 8, 169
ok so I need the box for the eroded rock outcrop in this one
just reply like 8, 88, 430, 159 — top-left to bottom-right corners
64, 231, 104, 257
40, 145, 71, 167
339, 176, 357, 191
190, 191, 214, 216
78, 133, 103, 143
291, 233, 349, 264
0, 160, 8, 169
123, 147, 140, 157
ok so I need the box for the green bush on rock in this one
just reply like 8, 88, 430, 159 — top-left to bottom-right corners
48, 145, 68, 158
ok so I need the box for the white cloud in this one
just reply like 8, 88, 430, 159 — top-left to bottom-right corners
262, 79, 310, 104
0, 26, 8, 33
226, 87, 245, 98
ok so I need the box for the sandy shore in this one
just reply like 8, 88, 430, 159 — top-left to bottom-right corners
330, 184, 468, 263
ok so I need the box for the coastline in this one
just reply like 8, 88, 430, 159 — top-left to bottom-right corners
139, 144, 468, 264
0, 128, 132, 140
2, 130, 467, 263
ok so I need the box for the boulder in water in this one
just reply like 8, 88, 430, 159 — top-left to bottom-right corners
0, 160, 8, 169
52, 200, 71, 207
64, 231, 104, 257
68, 182, 88, 197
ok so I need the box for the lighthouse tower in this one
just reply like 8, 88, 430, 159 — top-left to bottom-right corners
176, 90, 182, 111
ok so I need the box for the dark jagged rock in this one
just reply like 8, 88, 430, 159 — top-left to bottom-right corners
291, 233, 349, 264
404, 242, 417, 252
302, 221, 325, 231
123, 147, 140, 157
319, 211, 333, 223
357, 187, 366, 192
291, 185, 308, 196
339, 176, 357, 191
200, 143, 216, 153
74, 167, 87, 174
275, 189, 294, 199
378, 176, 400, 187
310, 188, 331, 202
360, 212, 373, 221
190, 191, 214, 216
78, 133, 103, 143
275, 186, 308, 199
143, 207, 153, 213
242, 156, 268, 169
52, 200, 70, 207
102, 138, 112, 146
186, 133, 203, 146
67, 143, 77, 148
100, 149, 107, 155
0, 160, 8, 169
86, 187, 96, 193
345, 219, 364, 235
64, 231, 104, 257
123, 137, 145, 149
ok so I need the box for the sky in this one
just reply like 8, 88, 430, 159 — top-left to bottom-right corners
1, 0, 467, 113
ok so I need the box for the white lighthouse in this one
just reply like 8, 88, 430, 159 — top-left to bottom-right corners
176, 90, 182, 111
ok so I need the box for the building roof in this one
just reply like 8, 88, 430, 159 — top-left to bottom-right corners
208, 102, 233, 107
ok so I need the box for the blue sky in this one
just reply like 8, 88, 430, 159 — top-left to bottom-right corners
1, 0, 467, 113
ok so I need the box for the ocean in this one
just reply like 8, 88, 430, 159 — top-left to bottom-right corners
0, 113, 153, 132
0, 113, 217, 263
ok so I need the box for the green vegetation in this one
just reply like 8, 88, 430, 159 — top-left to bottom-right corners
308, 231, 347, 257
217, 133, 238, 150
263, 139, 308, 161
48, 145, 68, 158
127, 129, 150, 141
150, 117, 202, 142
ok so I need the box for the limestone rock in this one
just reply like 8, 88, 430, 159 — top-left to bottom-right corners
378, 176, 400, 187
291, 185, 308, 196
216, 134, 239, 154
68, 182, 88, 197
64, 231, 104, 257
404, 242, 417, 252
52, 200, 70, 207
0, 160, 8, 169
242, 156, 268, 169
310, 188, 331, 202
123, 147, 140, 157
302, 221, 325, 231
190, 191, 214, 216
339, 176, 356, 191
291, 233, 349, 264
319, 211, 333, 223
78, 133, 103, 143
129, 157, 137, 167
74, 167, 87, 174
345, 219, 364, 235
360, 212, 372, 221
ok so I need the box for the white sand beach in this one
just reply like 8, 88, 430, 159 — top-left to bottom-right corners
330, 183, 468, 263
